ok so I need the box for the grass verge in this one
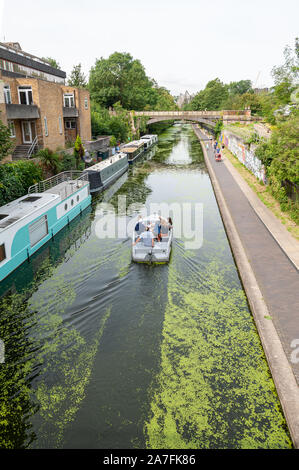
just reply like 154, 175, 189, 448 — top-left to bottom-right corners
223, 147, 299, 241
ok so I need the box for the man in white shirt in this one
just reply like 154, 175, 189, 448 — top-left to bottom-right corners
133, 227, 154, 247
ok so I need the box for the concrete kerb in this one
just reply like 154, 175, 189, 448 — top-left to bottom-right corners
194, 125, 299, 449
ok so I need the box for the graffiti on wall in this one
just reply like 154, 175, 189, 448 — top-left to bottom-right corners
222, 131, 267, 183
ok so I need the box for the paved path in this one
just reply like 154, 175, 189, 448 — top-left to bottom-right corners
194, 126, 299, 385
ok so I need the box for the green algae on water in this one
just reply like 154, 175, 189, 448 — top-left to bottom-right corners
144, 256, 292, 449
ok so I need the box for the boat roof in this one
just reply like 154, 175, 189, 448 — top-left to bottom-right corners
87, 152, 127, 172
123, 140, 144, 148
122, 147, 140, 153
0, 192, 59, 232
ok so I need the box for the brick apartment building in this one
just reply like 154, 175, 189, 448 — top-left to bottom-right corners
0, 42, 91, 160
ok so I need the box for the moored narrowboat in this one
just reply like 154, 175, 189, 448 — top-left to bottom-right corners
122, 140, 145, 164
140, 134, 158, 149
0, 171, 91, 282
85, 152, 129, 194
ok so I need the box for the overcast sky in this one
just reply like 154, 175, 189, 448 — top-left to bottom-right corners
0, 0, 298, 96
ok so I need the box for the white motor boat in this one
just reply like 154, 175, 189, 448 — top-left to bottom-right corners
132, 214, 173, 263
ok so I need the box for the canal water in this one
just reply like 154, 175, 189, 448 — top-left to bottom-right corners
0, 124, 292, 449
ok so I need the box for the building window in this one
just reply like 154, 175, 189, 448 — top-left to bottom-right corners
84, 97, 88, 110
4, 85, 11, 104
8, 121, 16, 138
0, 244, 6, 262
59, 116, 63, 134
65, 120, 76, 129
18, 86, 33, 105
44, 117, 48, 136
64, 93, 75, 108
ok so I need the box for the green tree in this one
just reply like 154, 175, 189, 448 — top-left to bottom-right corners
271, 38, 299, 106
67, 64, 87, 88
187, 78, 228, 110
227, 80, 252, 96
153, 86, 178, 111
42, 57, 61, 70
74, 135, 85, 170
91, 101, 131, 142
0, 119, 13, 161
0, 161, 43, 205
89, 52, 156, 110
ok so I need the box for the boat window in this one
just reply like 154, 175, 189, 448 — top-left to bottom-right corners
28, 215, 48, 247
0, 244, 6, 262
77, 195, 79, 202
71, 199, 74, 206
21, 196, 42, 203
0, 217, 20, 228
64, 203, 68, 211
0, 214, 9, 221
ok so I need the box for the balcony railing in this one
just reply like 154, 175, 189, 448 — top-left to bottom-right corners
6, 103, 40, 119
63, 106, 79, 118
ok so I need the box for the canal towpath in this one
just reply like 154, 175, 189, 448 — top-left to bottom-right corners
193, 124, 299, 448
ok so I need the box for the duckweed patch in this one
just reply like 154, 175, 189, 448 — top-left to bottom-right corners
145, 257, 292, 449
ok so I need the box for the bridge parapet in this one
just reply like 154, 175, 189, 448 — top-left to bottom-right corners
134, 110, 222, 117
108, 108, 258, 131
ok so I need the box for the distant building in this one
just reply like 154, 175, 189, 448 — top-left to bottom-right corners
176, 90, 194, 109
0, 42, 91, 160
253, 88, 269, 94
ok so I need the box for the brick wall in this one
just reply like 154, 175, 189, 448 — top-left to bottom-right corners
37, 79, 65, 150
61, 85, 91, 142
0, 72, 91, 155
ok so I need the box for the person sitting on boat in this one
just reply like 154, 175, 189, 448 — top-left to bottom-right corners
133, 226, 154, 247
134, 216, 144, 234
153, 217, 162, 242
167, 217, 173, 231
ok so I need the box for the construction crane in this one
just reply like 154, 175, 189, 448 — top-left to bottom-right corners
253, 71, 261, 89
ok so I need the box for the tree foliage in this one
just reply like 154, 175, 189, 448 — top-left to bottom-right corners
67, 64, 87, 88
36, 148, 62, 175
91, 102, 131, 142
74, 135, 85, 170
0, 161, 43, 206
227, 80, 252, 96
89, 52, 154, 109
89, 52, 177, 111
42, 57, 61, 70
0, 119, 13, 161
186, 78, 228, 111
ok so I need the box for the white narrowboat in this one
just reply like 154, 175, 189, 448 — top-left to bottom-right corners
0, 171, 91, 282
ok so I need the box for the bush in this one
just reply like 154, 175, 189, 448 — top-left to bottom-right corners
0, 161, 43, 206
36, 148, 62, 175
60, 152, 77, 171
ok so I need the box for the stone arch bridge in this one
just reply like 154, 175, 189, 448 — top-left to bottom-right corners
109, 109, 256, 133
